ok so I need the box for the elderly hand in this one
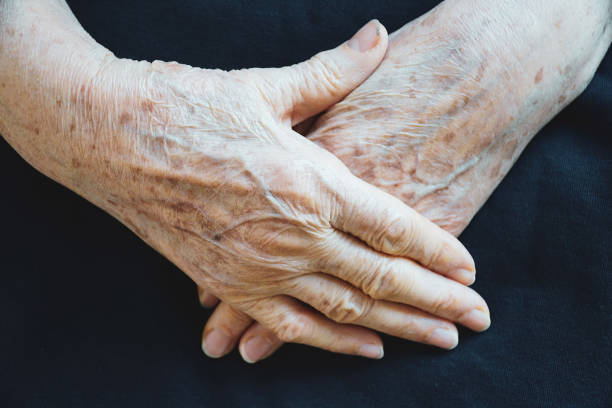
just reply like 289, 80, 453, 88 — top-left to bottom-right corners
0, 2, 489, 360
197, 0, 611, 362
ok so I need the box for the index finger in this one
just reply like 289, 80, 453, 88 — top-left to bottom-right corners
332, 176, 476, 284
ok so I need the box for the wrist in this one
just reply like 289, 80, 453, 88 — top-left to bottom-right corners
0, 0, 118, 188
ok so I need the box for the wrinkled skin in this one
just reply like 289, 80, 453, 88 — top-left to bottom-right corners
198, 0, 612, 362
0, 2, 491, 359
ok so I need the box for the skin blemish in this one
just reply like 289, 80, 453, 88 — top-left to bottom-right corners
502, 139, 518, 160
56, 99, 62, 107
141, 100, 154, 113
558, 95, 566, 104
421, 13, 437, 26
213, 234, 222, 241
166, 201, 192, 213
119, 112, 132, 126
489, 162, 502, 178
34, 128, 40, 135
444, 131, 456, 143
71, 158, 81, 168
78, 84, 93, 112
534, 68, 543, 84
475, 63, 487, 82
70, 122, 76, 132
359, 165, 376, 183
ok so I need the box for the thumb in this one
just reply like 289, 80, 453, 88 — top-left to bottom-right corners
259, 19, 388, 126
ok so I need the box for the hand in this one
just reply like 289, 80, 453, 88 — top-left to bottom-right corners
0, 5, 488, 360
197, 0, 611, 362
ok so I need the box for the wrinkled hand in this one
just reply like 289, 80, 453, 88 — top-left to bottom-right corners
44, 20, 485, 359
197, 0, 611, 362
0, 2, 490, 361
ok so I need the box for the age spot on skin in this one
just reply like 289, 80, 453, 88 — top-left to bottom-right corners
558, 95, 567, 104
141, 100, 154, 113
71, 158, 81, 168
56, 99, 62, 107
78, 84, 93, 112
421, 13, 437, 27
34, 128, 40, 135
444, 131, 456, 143
119, 112, 132, 126
489, 162, 502, 178
502, 139, 518, 160
474, 61, 487, 82
70, 122, 76, 132
534, 68, 544, 84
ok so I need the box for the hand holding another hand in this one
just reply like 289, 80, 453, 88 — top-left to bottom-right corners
0, 8, 488, 362
196, 0, 610, 362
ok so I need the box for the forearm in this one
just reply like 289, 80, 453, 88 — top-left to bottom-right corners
0, 0, 115, 189
309, 0, 610, 236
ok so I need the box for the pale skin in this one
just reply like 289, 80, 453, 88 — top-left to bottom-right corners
0, 0, 493, 360
196, 0, 612, 362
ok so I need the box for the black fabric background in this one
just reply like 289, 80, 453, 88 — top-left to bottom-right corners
2, 1, 611, 407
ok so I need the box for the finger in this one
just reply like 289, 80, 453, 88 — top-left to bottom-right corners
197, 286, 219, 308
258, 19, 388, 125
285, 273, 459, 349
238, 323, 284, 364
201, 302, 254, 358
332, 176, 476, 285
319, 231, 490, 332
239, 296, 384, 359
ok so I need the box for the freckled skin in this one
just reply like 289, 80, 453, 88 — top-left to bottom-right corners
309, 0, 612, 236
199, 0, 612, 361
1, 2, 491, 357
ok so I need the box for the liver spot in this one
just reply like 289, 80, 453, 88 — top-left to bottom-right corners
534, 68, 543, 84
119, 112, 132, 125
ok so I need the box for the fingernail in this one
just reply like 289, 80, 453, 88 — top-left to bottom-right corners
460, 309, 491, 332
202, 329, 231, 358
451, 269, 476, 286
242, 336, 274, 364
429, 328, 459, 350
347, 20, 381, 52
357, 343, 384, 359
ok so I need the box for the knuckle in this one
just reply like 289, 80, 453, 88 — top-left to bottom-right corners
274, 314, 310, 343
307, 54, 344, 95
422, 239, 445, 270
379, 215, 417, 255
324, 292, 372, 324
361, 261, 395, 300
431, 290, 459, 317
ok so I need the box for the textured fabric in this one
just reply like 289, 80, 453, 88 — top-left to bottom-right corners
2, 1, 610, 406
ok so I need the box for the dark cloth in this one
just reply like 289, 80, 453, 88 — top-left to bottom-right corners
2, 1, 611, 407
